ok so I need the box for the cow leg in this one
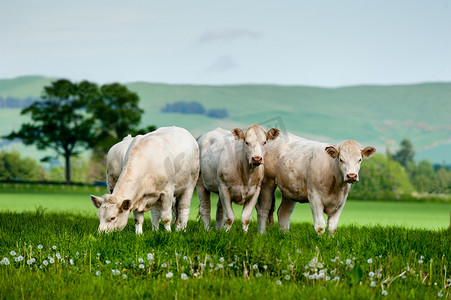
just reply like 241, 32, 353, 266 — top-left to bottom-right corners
327, 199, 347, 234
215, 199, 225, 230
308, 191, 326, 234
256, 180, 276, 233
133, 210, 144, 235
218, 182, 234, 231
160, 190, 174, 232
151, 202, 161, 231
197, 176, 212, 230
277, 195, 296, 232
175, 184, 195, 231
241, 187, 260, 232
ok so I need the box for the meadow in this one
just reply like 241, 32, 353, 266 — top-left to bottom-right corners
0, 185, 450, 299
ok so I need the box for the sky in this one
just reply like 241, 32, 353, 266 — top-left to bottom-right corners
1, 0, 451, 87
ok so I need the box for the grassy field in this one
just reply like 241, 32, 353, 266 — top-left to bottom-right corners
0, 186, 450, 298
0, 210, 450, 299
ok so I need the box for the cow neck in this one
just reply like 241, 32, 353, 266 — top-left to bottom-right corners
238, 150, 263, 188
111, 172, 140, 205
330, 159, 348, 191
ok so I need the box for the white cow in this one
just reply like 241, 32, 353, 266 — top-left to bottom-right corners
256, 133, 376, 234
197, 125, 280, 231
90, 126, 200, 234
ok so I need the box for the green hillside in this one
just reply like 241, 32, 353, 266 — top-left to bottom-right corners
1, 76, 450, 164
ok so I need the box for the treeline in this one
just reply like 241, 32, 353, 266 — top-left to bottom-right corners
351, 139, 451, 200
161, 101, 228, 119
0, 97, 37, 109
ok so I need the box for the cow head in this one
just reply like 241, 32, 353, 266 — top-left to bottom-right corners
231, 125, 280, 167
325, 140, 376, 184
90, 194, 132, 233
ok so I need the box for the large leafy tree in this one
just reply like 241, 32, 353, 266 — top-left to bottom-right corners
5, 79, 97, 184
87, 83, 145, 155
392, 138, 415, 167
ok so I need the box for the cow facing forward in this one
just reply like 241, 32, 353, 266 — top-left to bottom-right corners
256, 133, 376, 234
197, 125, 280, 231
90, 126, 200, 234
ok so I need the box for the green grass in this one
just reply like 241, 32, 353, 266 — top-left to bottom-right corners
0, 209, 450, 299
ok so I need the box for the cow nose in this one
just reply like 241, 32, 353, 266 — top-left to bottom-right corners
346, 173, 358, 183
251, 156, 263, 165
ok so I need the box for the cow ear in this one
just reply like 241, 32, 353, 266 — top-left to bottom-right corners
325, 146, 339, 159
266, 128, 280, 141
120, 199, 132, 212
231, 128, 245, 141
91, 195, 104, 209
362, 146, 376, 158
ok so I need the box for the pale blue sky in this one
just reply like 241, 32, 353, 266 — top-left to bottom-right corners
1, 0, 450, 86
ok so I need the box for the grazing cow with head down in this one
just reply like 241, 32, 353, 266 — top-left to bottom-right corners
90, 126, 200, 234
197, 125, 280, 231
256, 133, 376, 234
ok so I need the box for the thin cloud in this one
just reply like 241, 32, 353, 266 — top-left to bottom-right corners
206, 56, 237, 73
199, 29, 262, 43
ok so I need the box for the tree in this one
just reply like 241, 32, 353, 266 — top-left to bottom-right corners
0, 150, 44, 181
392, 138, 415, 167
87, 83, 145, 155
409, 160, 437, 193
4, 79, 97, 184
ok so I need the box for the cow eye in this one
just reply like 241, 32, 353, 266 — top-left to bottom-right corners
339, 159, 344, 164
110, 216, 116, 221
263, 141, 267, 146
358, 158, 362, 163
245, 141, 249, 146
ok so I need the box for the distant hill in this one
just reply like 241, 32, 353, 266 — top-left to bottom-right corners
1, 75, 451, 164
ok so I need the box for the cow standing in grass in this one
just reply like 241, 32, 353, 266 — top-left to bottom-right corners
90, 126, 200, 234
256, 133, 376, 234
197, 125, 280, 231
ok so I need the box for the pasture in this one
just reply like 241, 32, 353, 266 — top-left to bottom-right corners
0, 186, 450, 299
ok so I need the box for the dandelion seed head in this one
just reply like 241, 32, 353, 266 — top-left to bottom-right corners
381, 290, 388, 296
1, 258, 10, 265
147, 253, 154, 260
166, 272, 173, 279
181, 273, 188, 280
438, 290, 443, 297
10, 251, 16, 256
161, 263, 167, 268
139, 264, 145, 269
296, 249, 301, 254
418, 260, 423, 264
43, 260, 48, 266
219, 257, 225, 262
284, 275, 291, 280
96, 271, 101, 276
52, 246, 57, 250
276, 280, 282, 285
252, 264, 258, 270
105, 260, 111, 264
49, 258, 54, 264
37, 245, 43, 250
370, 281, 376, 287
367, 258, 373, 264
138, 257, 144, 263
369, 271, 375, 277
122, 274, 127, 279
256, 272, 262, 277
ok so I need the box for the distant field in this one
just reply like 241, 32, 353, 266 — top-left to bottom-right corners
0, 189, 449, 230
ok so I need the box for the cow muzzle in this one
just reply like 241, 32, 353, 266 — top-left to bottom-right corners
345, 173, 358, 183
251, 156, 263, 166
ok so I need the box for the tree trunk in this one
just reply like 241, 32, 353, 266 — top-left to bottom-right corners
65, 153, 71, 184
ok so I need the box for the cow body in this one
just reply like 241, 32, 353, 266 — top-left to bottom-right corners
256, 132, 375, 234
106, 134, 133, 193
91, 126, 200, 234
197, 125, 279, 231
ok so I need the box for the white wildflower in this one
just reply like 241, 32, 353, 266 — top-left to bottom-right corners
96, 271, 101, 276
369, 271, 375, 278
70, 259, 74, 265
122, 274, 127, 279
219, 257, 225, 263
370, 281, 376, 287
296, 249, 301, 254
256, 272, 262, 278
161, 263, 167, 268
138, 257, 144, 263
37, 245, 43, 250
10, 251, 16, 256
52, 245, 57, 250
49, 258, 54, 264
43, 260, 48, 266
346, 259, 352, 265
284, 275, 291, 280
367, 258, 373, 264
166, 272, 173, 279
418, 260, 423, 264
332, 276, 340, 281
252, 264, 258, 270
139, 264, 145, 269
105, 260, 111, 264
17, 255, 24, 262
438, 290, 443, 297
112, 269, 120, 275
381, 290, 388, 296
183, 256, 188, 261
55, 253, 61, 260
276, 280, 282, 285
1, 258, 10, 265
181, 273, 188, 280
147, 253, 154, 261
